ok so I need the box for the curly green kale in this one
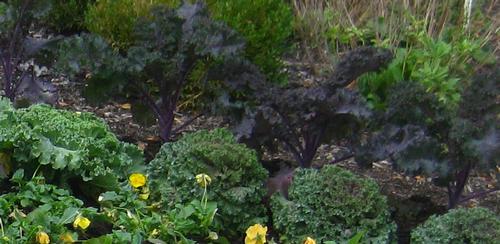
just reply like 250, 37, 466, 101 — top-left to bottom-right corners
0, 98, 143, 193
148, 128, 268, 239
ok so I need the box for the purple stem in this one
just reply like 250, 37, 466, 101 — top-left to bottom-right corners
448, 162, 472, 209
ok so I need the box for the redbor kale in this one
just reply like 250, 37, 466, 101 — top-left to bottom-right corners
356, 66, 499, 208
56, 1, 244, 141
229, 47, 393, 168
0, 0, 59, 105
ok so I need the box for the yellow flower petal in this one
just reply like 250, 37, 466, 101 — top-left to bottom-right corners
59, 233, 75, 243
245, 224, 267, 244
129, 173, 147, 188
36, 231, 50, 244
304, 237, 316, 244
73, 215, 91, 230
195, 173, 212, 188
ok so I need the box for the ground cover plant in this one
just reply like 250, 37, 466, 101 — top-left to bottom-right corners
271, 165, 396, 243
356, 66, 499, 208
92, 170, 220, 243
147, 128, 268, 240
57, 1, 246, 142
0, 170, 97, 243
0, 0, 60, 105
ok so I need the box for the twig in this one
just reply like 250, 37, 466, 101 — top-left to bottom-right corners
172, 113, 204, 136
458, 188, 499, 204
328, 153, 354, 165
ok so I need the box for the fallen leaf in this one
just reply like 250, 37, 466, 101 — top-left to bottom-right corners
146, 136, 161, 142
120, 103, 132, 110
137, 142, 147, 151
58, 101, 69, 107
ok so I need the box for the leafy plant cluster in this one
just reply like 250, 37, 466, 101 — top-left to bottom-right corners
358, 29, 495, 109
0, 98, 143, 197
228, 47, 392, 168
411, 207, 500, 243
0, 169, 97, 243
147, 128, 268, 239
57, 1, 245, 142
356, 66, 499, 208
271, 165, 396, 243
93, 174, 219, 243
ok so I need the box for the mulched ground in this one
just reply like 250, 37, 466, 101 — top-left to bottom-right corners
50, 59, 498, 243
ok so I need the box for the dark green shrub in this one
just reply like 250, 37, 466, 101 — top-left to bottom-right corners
0, 98, 143, 195
206, 0, 293, 83
411, 207, 500, 244
271, 165, 395, 243
147, 128, 268, 238
45, 0, 95, 33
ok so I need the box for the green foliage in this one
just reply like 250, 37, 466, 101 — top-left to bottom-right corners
411, 207, 500, 244
271, 165, 395, 243
0, 98, 143, 195
84, 0, 179, 49
358, 26, 495, 109
147, 128, 268, 239
358, 20, 495, 108
206, 0, 293, 83
45, 0, 94, 33
97, 175, 219, 243
0, 169, 97, 243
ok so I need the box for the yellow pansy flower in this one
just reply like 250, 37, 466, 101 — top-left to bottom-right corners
59, 233, 75, 243
195, 173, 212, 188
304, 237, 316, 244
245, 224, 267, 244
36, 231, 50, 244
129, 173, 147, 188
73, 215, 91, 230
